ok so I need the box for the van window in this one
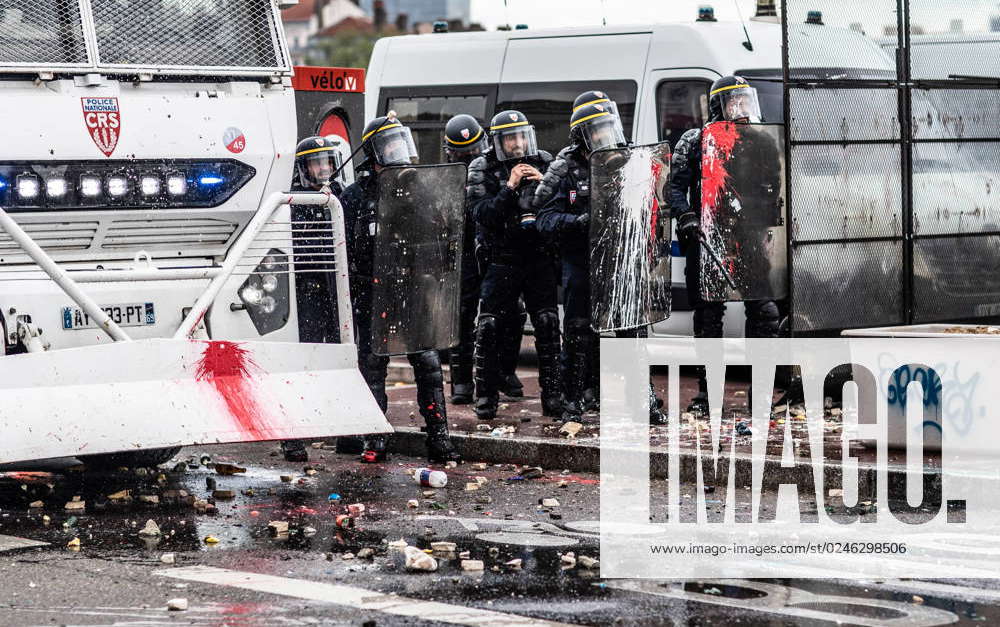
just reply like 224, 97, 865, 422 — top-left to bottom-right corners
736, 70, 785, 124
496, 81, 637, 155
655, 80, 710, 148
381, 90, 493, 164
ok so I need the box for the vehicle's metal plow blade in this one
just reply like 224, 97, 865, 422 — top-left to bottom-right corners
0, 339, 389, 465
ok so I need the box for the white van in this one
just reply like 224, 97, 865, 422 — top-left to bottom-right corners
363, 18, 785, 336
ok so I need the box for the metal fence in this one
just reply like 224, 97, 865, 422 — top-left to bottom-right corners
782, 0, 1000, 332
0, 0, 289, 75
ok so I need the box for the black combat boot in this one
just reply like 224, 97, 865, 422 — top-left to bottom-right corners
473, 314, 500, 420
561, 318, 590, 423
498, 308, 527, 398
426, 422, 462, 464
534, 309, 564, 418
449, 342, 475, 404
649, 385, 667, 425
687, 366, 710, 415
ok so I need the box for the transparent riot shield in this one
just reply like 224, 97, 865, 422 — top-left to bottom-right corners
700, 122, 788, 302
371, 163, 466, 356
589, 141, 673, 332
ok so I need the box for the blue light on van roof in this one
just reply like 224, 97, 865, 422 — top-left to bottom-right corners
199, 175, 224, 186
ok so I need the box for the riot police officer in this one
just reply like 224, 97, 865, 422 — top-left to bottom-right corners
339, 114, 462, 464
443, 115, 526, 404
668, 75, 780, 413
535, 91, 665, 424
280, 136, 345, 462
468, 110, 562, 420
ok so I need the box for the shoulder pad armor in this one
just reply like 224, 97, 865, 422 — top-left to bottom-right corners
671, 128, 702, 169
537, 149, 553, 165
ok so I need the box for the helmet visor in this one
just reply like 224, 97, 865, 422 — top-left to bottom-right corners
303, 150, 340, 184
493, 125, 538, 161
719, 86, 762, 123
581, 116, 626, 153
372, 125, 418, 166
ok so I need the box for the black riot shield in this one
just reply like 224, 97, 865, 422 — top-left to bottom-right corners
699, 122, 788, 302
370, 163, 466, 356
589, 141, 673, 332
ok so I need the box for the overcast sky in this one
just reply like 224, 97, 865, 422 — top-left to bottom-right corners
469, 0, 1000, 37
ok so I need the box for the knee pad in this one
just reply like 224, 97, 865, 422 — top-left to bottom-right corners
534, 309, 561, 344
411, 350, 444, 385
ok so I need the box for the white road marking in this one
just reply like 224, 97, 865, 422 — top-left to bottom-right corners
0, 534, 47, 552
157, 565, 581, 627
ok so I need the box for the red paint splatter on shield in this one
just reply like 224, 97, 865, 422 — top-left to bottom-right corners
701, 122, 741, 219
195, 341, 272, 439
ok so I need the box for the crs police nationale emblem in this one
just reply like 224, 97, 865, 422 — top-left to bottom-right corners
81, 97, 121, 157
80, 98, 122, 157
460, 128, 470, 139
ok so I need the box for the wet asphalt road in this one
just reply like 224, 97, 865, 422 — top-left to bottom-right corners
0, 443, 999, 626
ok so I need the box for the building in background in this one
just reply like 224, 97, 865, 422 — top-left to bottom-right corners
283, 0, 372, 64
359, 0, 471, 30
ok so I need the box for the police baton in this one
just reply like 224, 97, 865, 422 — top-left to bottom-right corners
698, 232, 739, 292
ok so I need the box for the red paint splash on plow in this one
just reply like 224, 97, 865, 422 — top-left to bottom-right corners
194, 341, 273, 440
701, 121, 740, 219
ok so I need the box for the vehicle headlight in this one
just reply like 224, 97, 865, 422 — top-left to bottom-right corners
0, 160, 254, 211
237, 248, 289, 335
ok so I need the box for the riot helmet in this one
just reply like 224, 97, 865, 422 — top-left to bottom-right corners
443, 114, 487, 163
572, 89, 625, 136
360, 113, 418, 168
570, 102, 626, 154
295, 136, 342, 189
708, 75, 761, 123
488, 110, 538, 162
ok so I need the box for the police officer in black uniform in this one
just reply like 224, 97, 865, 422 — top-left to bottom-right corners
443, 114, 526, 405
468, 110, 562, 420
535, 91, 665, 424
279, 136, 345, 462
339, 114, 462, 464
668, 75, 780, 413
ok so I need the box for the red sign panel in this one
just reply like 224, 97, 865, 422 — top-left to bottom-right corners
292, 66, 365, 93
81, 97, 121, 157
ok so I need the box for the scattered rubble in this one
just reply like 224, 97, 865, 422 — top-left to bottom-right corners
431, 542, 457, 558
160, 553, 176, 564
138, 519, 161, 537
356, 548, 375, 559
404, 546, 438, 572
560, 422, 583, 438
213, 463, 246, 475
460, 559, 485, 572
166, 598, 189, 611
541, 498, 560, 507
578, 556, 600, 570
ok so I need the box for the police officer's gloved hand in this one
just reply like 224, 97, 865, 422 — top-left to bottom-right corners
676, 211, 700, 247
573, 212, 591, 232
